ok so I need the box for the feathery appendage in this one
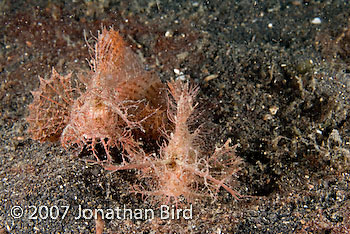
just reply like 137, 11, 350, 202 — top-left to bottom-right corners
26, 68, 77, 142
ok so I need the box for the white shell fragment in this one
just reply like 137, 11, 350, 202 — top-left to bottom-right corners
311, 17, 321, 25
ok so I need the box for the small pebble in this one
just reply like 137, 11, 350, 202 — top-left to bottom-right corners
165, 30, 173, 37
204, 74, 219, 82
174, 68, 181, 75
311, 17, 321, 24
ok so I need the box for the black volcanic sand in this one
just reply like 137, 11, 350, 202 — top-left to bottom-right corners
1, 1, 350, 233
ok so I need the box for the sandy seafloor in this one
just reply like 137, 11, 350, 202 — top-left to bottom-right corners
1, 0, 350, 233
